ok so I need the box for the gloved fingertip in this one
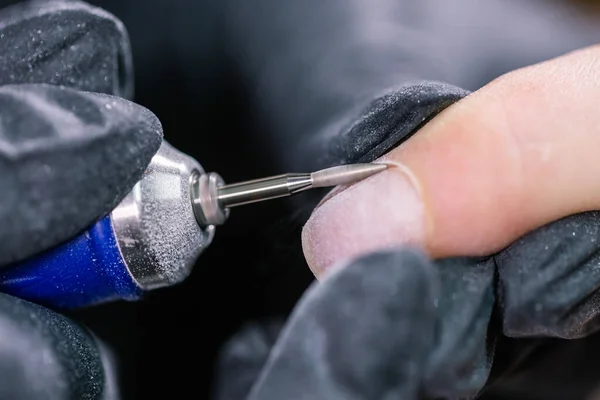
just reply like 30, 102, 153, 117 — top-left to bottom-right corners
0, 293, 105, 399
0, 84, 163, 265
249, 248, 439, 400
0, 0, 133, 97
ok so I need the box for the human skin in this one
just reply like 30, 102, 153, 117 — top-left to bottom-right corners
302, 45, 600, 278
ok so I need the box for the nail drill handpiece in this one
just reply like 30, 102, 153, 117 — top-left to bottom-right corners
1, 140, 388, 310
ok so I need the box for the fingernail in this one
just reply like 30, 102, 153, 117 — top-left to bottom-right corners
301, 162, 426, 278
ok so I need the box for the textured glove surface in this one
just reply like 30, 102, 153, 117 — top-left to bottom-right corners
0, 0, 162, 266
0, 2, 162, 399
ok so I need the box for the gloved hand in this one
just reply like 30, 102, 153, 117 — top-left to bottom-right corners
0, 1, 162, 398
215, 79, 600, 400
213, 1, 600, 398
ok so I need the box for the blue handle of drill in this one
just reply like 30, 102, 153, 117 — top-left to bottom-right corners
0, 215, 142, 310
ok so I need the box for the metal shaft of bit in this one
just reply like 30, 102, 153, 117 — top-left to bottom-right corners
217, 163, 388, 208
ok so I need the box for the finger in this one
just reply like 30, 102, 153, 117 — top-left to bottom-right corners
422, 256, 495, 398
0, 83, 162, 266
302, 45, 600, 277
247, 249, 437, 400
0, 0, 133, 98
495, 211, 600, 339
0, 293, 109, 399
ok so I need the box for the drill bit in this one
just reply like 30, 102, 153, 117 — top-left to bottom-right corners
217, 163, 388, 208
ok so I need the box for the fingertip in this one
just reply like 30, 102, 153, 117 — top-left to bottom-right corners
303, 45, 600, 273
301, 165, 427, 276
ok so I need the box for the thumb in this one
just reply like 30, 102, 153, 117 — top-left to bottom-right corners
302, 45, 600, 277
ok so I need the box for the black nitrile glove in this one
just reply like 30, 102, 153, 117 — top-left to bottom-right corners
214, 1, 600, 399
219, 211, 600, 399
0, 1, 162, 398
